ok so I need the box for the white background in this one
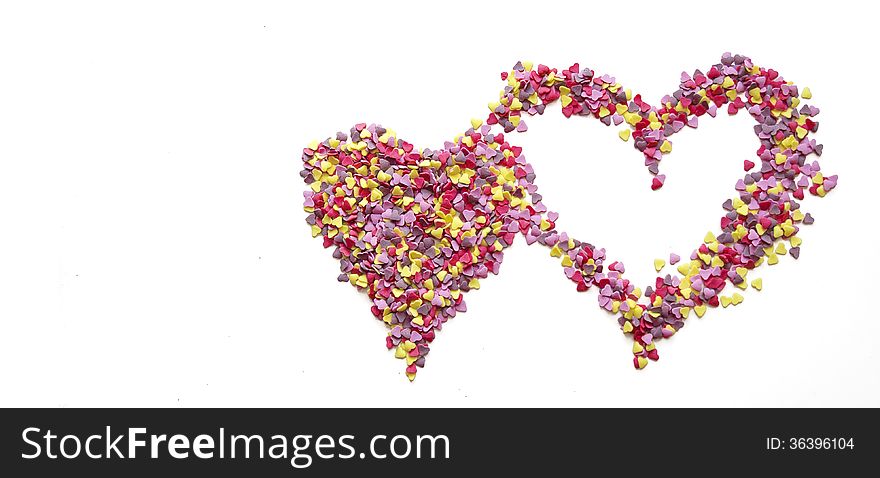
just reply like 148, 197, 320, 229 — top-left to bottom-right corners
1, 1, 877, 407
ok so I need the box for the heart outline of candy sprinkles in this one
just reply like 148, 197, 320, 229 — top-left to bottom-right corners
301, 53, 835, 380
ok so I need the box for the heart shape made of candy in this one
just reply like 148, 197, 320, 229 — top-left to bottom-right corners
301, 53, 835, 380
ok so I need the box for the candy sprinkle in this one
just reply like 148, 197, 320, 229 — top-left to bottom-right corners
654, 259, 665, 272
302, 53, 835, 379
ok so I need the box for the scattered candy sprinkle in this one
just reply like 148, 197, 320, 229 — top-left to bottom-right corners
654, 259, 665, 272
302, 53, 835, 379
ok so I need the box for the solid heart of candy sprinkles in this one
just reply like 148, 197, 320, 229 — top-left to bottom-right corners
301, 53, 836, 380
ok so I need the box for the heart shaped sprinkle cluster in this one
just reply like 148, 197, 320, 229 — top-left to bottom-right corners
301, 53, 835, 380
